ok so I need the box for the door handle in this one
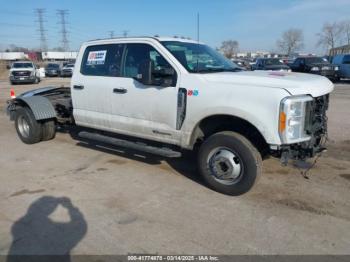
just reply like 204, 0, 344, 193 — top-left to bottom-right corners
73, 85, 84, 90
113, 88, 127, 94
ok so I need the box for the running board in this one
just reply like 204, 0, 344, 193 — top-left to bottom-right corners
78, 131, 182, 158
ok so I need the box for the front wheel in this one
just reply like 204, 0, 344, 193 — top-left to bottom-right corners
198, 131, 262, 196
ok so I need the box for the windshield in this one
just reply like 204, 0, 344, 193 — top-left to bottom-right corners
47, 64, 59, 68
305, 57, 328, 64
12, 63, 33, 68
161, 41, 240, 73
264, 59, 284, 65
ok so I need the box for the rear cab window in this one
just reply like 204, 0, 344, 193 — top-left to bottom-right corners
81, 44, 124, 76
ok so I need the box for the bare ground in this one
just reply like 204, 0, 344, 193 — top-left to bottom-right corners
0, 77, 349, 255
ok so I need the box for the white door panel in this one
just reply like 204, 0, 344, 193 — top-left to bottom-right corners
72, 76, 115, 128
109, 76, 178, 139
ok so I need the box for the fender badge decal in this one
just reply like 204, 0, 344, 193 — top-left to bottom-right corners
188, 89, 199, 96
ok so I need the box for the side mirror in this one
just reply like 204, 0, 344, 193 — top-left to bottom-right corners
136, 59, 154, 85
156, 67, 175, 76
6, 65, 11, 70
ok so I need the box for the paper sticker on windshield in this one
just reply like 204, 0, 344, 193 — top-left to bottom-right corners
87, 50, 107, 65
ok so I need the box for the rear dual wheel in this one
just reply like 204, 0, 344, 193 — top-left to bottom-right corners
15, 107, 56, 144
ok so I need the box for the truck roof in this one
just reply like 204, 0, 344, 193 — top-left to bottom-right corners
85, 36, 203, 45
12, 60, 33, 63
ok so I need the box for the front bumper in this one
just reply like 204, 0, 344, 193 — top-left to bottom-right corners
272, 94, 329, 162
311, 70, 338, 80
9, 75, 36, 83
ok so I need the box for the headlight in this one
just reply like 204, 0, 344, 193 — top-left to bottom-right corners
311, 67, 319, 71
279, 95, 313, 144
30, 71, 35, 76
334, 66, 339, 71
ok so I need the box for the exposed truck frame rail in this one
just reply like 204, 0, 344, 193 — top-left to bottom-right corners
7, 87, 72, 123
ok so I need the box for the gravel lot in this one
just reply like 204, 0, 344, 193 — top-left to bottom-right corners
0, 76, 350, 255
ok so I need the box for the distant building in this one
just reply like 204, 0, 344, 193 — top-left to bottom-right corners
234, 51, 284, 59
0, 52, 27, 61
42, 52, 78, 61
330, 44, 350, 56
0, 51, 77, 62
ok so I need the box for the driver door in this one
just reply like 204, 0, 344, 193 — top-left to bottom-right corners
108, 43, 180, 144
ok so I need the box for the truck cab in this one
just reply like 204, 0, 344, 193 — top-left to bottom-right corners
7, 37, 334, 195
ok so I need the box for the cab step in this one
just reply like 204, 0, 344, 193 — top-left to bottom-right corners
78, 131, 182, 158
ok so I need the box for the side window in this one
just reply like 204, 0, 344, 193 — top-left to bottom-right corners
81, 44, 124, 76
343, 55, 350, 64
123, 43, 177, 86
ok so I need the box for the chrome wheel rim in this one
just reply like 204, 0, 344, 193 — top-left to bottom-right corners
18, 116, 30, 138
207, 147, 243, 185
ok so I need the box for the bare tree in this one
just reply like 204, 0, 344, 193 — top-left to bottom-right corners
220, 40, 239, 58
276, 28, 304, 56
340, 20, 350, 45
8, 44, 29, 52
317, 22, 343, 52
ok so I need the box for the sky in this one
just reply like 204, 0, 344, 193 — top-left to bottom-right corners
0, 0, 349, 54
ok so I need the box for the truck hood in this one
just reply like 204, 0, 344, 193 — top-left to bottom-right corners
201, 71, 334, 97
10, 68, 34, 72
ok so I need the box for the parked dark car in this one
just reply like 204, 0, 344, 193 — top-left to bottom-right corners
231, 59, 250, 70
332, 54, 350, 80
60, 63, 74, 77
251, 58, 291, 71
289, 56, 340, 82
45, 63, 61, 77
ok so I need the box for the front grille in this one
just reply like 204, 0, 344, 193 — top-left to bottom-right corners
304, 94, 329, 145
12, 71, 31, 77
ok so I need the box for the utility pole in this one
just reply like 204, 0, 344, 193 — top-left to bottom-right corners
197, 12, 200, 43
57, 9, 69, 51
122, 30, 129, 37
108, 30, 114, 38
35, 8, 48, 51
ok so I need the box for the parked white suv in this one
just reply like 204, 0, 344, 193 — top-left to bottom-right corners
7, 37, 334, 195
9, 61, 40, 84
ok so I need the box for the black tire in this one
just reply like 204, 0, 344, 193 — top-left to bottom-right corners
198, 131, 262, 196
41, 120, 56, 141
15, 107, 42, 144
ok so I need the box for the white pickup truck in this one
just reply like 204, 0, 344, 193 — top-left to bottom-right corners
9, 61, 41, 84
7, 37, 333, 195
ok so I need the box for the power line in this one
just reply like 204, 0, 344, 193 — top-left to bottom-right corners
57, 9, 69, 51
0, 22, 32, 28
34, 8, 48, 51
